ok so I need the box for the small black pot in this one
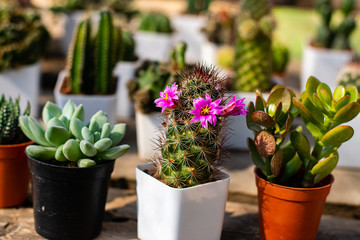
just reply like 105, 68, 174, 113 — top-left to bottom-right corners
28, 155, 115, 240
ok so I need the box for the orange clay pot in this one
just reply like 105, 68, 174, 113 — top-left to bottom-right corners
255, 168, 334, 240
0, 141, 32, 208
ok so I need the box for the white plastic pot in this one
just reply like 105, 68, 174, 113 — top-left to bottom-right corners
0, 63, 40, 117
337, 117, 360, 168
114, 61, 138, 118
135, 111, 162, 159
171, 15, 206, 63
136, 163, 230, 240
201, 41, 219, 66
301, 44, 352, 91
54, 70, 117, 125
226, 91, 269, 150
134, 32, 173, 62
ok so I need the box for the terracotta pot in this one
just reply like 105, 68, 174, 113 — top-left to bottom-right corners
255, 168, 334, 240
0, 141, 32, 207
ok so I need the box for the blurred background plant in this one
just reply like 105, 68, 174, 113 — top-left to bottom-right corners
137, 12, 172, 34
186, 0, 212, 15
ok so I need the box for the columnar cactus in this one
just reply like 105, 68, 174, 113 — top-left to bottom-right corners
337, 59, 360, 92
247, 76, 360, 187
67, 10, 123, 95
19, 100, 130, 167
314, 0, 356, 50
233, 0, 276, 92
0, 3, 50, 71
154, 65, 247, 188
0, 95, 30, 145
138, 13, 173, 34
121, 31, 137, 62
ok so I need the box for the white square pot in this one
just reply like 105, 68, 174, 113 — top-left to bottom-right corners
171, 15, 206, 63
136, 163, 230, 240
54, 70, 117, 125
134, 32, 174, 62
114, 61, 139, 118
135, 111, 162, 159
226, 91, 269, 150
0, 63, 40, 117
301, 44, 352, 92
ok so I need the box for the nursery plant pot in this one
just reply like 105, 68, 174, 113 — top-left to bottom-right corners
255, 168, 334, 240
114, 61, 138, 118
227, 91, 269, 150
28, 155, 115, 240
135, 111, 162, 159
172, 15, 206, 62
301, 44, 352, 91
136, 163, 230, 240
0, 141, 32, 208
0, 63, 40, 117
134, 32, 173, 62
54, 70, 118, 124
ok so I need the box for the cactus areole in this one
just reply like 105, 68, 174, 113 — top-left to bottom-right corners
154, 64, 248, 188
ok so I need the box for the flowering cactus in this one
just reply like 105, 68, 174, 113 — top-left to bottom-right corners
247, 76, 360, 187
154, 65, 247, 188
19, 100, 129, 167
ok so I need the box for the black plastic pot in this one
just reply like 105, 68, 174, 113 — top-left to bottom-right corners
28, 155, 115, 240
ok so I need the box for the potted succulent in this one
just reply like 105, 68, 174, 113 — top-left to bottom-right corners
247, 76, 360, 240
114, 31, 138, 119
54, 10, 123, 124
134, 12, 174, 61
0, 2, 50, 117
335, 58, 360, 168
0, 95, 32, 208
137, 64, 247, 240
19, 99, 130, 240
301, 0, 356, 91
229, 0, 276, 150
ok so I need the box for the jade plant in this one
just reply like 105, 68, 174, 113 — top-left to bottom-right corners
127, 42, 187, 113
0, 95, 30, 145
314, 0, 356, 50
137, 12, 173, 34
19, 99, 130, 167
0, 2, 50, 71
153, 64, 247, 188
337, 59, 360, 92
233, 0, 276, 92
247, 76, 360, 187
65, 10, 123, 95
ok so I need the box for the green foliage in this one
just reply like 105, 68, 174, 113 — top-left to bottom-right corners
19, 99, 130, 167
50, 0, 99, 12
337, 60, 360, 92
187, 0, 212, 15
138, 12, 172, 34
121, 31, 137, 61
155, 64, 227, 188
247, 76, 360, 187
127, 42, 187, 113
272, 42, 289, 74
0, 3, 50, 71
0, 95, 30, 145
314, 0, 356, 50
202, 10, 236, 45
233, 0, 275, 92
66, 10, 123, 95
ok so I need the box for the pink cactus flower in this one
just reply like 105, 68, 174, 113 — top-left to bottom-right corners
222, 95, 248, 116
189, 94, 223, 128
155, 83, 180, 113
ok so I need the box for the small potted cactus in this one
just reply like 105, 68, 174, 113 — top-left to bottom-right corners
136, 64, 247, 240
247, 76, 360, 239
0, 95, 32, 208
54, 10, 123, 124
134, 12, 174, 61
0, 2, 50, 116
19, 99, 129, 240
272, 41, 290, 85
128, 42, 187, 159
114, 31, 138, 119
336, 59, 360, 168
228, 0, 276, 150
301, 0, 356, 91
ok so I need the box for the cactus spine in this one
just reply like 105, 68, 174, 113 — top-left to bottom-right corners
233, 0, 275, 92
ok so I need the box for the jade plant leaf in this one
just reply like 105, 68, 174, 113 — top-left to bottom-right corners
302, 96, 324, 124
321, 125, 354, 146
251, 111, 275, 128
333, 86, 346, 101
312, 94, 327, 113
333, 95, 351, 112
247, 138, 266, 172
317, 88, 332, 109
290, 130, 310, 158
345, 86, 358, 103
246, 102, 262, 132
255, 94, 265, 111
333, 102, 360, 125
267, 88, 292, 113
254, 130, 276, 158
281, 144, 296, 165
293, 97, 325, 131
271, 149, 283, 177
311, 155, 338, 175
280, 155, 302, 184
317, 83, 332, 102
305, 76, 320, 102
280, 115, 293, 141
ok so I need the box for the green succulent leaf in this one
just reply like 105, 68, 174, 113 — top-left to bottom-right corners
251, 111, 275, 128
267, 88, 292, 113
63, 139, 82, 162
246, 102, 262, 132
77, 159, 96, 168
26, 145, 56, 161
270, 149, 283, 177
45, 126, 70, 147
62, 99, 76, 119
280, 155, 302, 184
109, 123, 126, 146
247, 138, 266, 172
317, 88, 332, 109
55, 145, 67, 162
293, 97, 325, 131
321, 125, 354, 146
302, 96, 324, 124
333, 86, 346, 101
255, 95, 265, 111
42, 102, 62, 125
97, 144, 130, 160
311, 155, 338, 175
290, 130, 311, 158
316, 83, 332, 103
333, 95, 351, 112
345, 86, 359, 103
306, 76, 320, 102
333, 102, 360, 125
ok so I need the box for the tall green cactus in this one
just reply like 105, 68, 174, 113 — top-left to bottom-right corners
247, 77, 360, 187
0, 95, 30, 145
19, 99, 130, 167
67, 10, 123, 95
233, 0, 276, 92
